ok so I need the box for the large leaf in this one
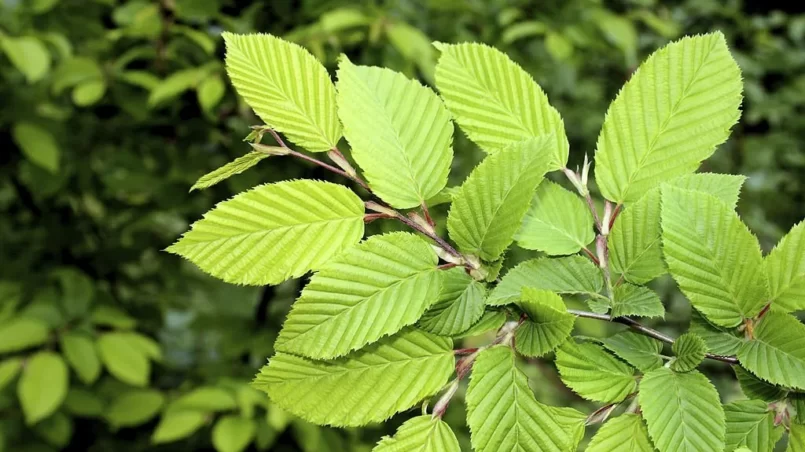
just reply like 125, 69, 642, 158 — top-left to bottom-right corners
611, 283, 665, 318
418, 267, 487, 336
594, 32, 742, 203
190, 151, 270, 191
447, 137, 553, 261
488, 256, 603, 306
167, 180, 364, 286
737, 311, 805, 390
765, 221, 805, 313
276, 233, 441, 359
724, 400, 783, 452
18, 351, 69, 425
514, 288, 575, 357
640, 368, 726, 452
337, 58, 453, 208
515, 180, 595, 255
554, 341, 637, 403
222, 33, 340, 151
586, 414, 654, 452
601, 331, 664, 372
254, 328, 453, 427
434, 42, 568, 169
661, 187, 767, 327
790, 424, 805, 452
373, 416, 460, 452
466, 346, 570, 452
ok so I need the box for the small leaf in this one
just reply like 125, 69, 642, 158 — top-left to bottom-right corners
172, 387, 237, 412
97, 332, 151, 387
152, 409, 207, 444
689, 311, 744, 356
60, 332, 101, 384
0, 317, 49, 353
555, 341, 636, 403
765, 221, 805, 313
737, 311, 805, 390
33, 412, 73, 448
453, 310, 507, 339
515, 180, 594, 255
671, 333, 708, 372
190, 151, 269, 191
212, 415, 256, 452
12, 122, 60, 174
148, 68, 207, 107
18, 351, 69, 425
1, 36, 50, 83
64, 388, 105, 417
586, 414, 653, 452
601, 331, 664, 372
514, 289, 575, 357
197, 73, 226, 114
106, 389, 165, 428
734, 366, 787, 402
419, 267, 487, 336
611, 284, 665, 318
72, 79, 106, 106
488, 256, 603, 306
724, 400, 783, 452
0, 358, 23, 391
90, 305, 137, 329
373, 416, 460, 452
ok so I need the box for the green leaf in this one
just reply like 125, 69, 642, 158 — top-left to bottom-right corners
734, 366, 787, 402
594, 32, 742, 203
689, 311, 744, 356
64, 388, 105, 417
515, 180, 595, 255
97, 332, 151, 387
447, 137, 552, 261
212, 415, 256, 452
172, 386, 237, 412
665, 173, 746, 208
488, 256, 603, 306
419, 267, 487, 336
148, 68, 208, 107
453, 310, 507, 339
167, 180, 365, 286
601, 331, 664, 372
18, 351, 69, 425
611, 283, 665, 318
373, 416, 460, 452
190, 151, 269, 191
586, 414, 654, 452
765, 221, 805, 313
549, 406, 587, 450
661, 187, 767, 327
223, 33, 340, 152
197, 73, 226, 114
152, 409, 207, 444
336, 57, 453, 209
53, 267, 95, 317
434, 42, 568, 168
514, 289, 575, 357
254, 328, 453, 427
72, 79, 106, 106
671, 333, 707, 372
106, 389, 165, 428
737, 311, 805, 390
466, 346, 570, 451
0, 358, 22, 391
789, 424, 805, 452
12, 122, 60, 174
276, 233, 441, 359
1, 36, 50, 83
123, 331, 162, 361
60, 332, 101, 385
555, 340, 637, 403
90, 305, 136, 329
724, 400, 783, 452
0, 317, 49, 353
640, 367, 726, 452
33, 412, 73, 448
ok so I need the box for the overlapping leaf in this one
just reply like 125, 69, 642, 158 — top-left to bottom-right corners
453, 310, 507, 339
419, 267, 487, 336
587, 414, 654, 452
737, 311, 805, 390
167, 180, 364, 286
611, 283, 665, 318
733, 367, 787, 402
190, 151, 270, 191
765, 221, 805, 312
671, 333, 707, 372
689, 311, 744, 356
373, 416, 460, 452
488, 256, 603, 305
554, 341, 636, 403
514, 288, 575, 357
724, 400, 783, 452
789, 424, 805, 452
602, 331, 664, 372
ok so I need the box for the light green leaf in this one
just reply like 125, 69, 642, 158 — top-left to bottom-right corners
60, 332, 101, 385
1, 36, 50, 83
611, 283, 665, 318
453, 310, 507, 339
152, 409, 207, 444
0, 358, 22, 391
72, 79, 106, 106
254, 328, 453, 427
555, 340, 636, 403
419, 267, 487, 336
51, 57, 103, 94
53, 267, 95, 317
665, 173, 746, 208
734, 366, 787, 402
587, 414, 654, 452
336, 57, 453, 209
601, 331, 664, 372
122, 331, 162, 362
789, 424, 805, 452
97, 332, 150, 387
640, 367, 726, 452
737, 311, 805, 390
671, 333, 707, 372
689, 311, 744, 356
466, 346, 570, 452
434, 42, 568, 168
12, 122, 60, 174
148, 67, 208, 107
172, 387, 237, 412
212, 415, 256, 452
198, 73, 226, 114
594, 32, 742, 203
190, 151, 269, 191
33, 412, 73, 448
223, 33, 340, 152
168, 180, 364, 286
18, 351, 69, 425
661, 187, 767, 327
765, 221, 805, 313
488, 256, 603, 306
373, 416, 460, 452
515, 289, 575, 357
276, 233, 441, 359
106, 389, 165, 428
90, 305, 137, 329
724, 400, 783, 452
515, 180, 595, 255
447, 137, 553, 261
64, 388, 105, 417
549, 406, 587, 450
0, 317, 49, 353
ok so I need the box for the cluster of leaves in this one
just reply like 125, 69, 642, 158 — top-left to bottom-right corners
172, 29, 805, 452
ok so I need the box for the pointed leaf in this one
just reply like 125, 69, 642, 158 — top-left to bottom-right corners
190, 151, 270, 191
766, 221, 805, 313
555, 341, 637, 403
515, 289, 575, 357
60, 332, 101, 385
549, 406, 587, 450
419, 267, 487, 336
671, 333, 707, 372
488, 256, 603, 306
373, 416, 460, 452
602, 331, 664, 372
152, 409, 207, 444
0, 317, 49, 353
724, 400, 783, 452
737, 311, 805, 390
0, 358, 22, 391
97, 332, 150, 387
106, 389, 165, 428
611, 284, 665, 318
12, 122, 60, 174
18, 351, 69, 425
734, 367, 787, 402
212, 415, 256, 452
587, 414, 654, 452
172, 386, 238, 412
665, 173, 745, 208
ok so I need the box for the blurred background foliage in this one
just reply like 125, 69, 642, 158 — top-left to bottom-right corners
1, 0, 803, 450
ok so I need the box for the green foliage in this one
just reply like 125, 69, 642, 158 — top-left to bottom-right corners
419, 267, 487, 336
610, 283, 665, 318
671, 333, 708, 372
737, 311, 805, 390
601, 331, 664, 372
373, 416, 460, 452
514, 288, 576, 357
18, 351, 68, 425
516, 180, 595, 255
586, 414, 653, 452
190, 151, 270, 192
723, 400, 783, 452
555, 340, 637, 403
765, 221, 805, 313
488, 256, 603, 305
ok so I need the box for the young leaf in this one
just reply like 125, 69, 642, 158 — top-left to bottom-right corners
671, 333, 707, 372
212, 415, 256, 452
488, 256, 603, 306
765, 221, 805, 313
18, 351, 69, 425
276, 233, 441, 359
611, 284, 665, 318
724, 400, 783, 452
419, 267, 487, 336
548, 406, 587, 450
97, 332, 151, 387
689, 311, 744, 356
661, 187, 767, 327
737, 311, 805, 390
167, 180, 364, 286
254, 328, 453, 427
222, 33, 340, 152
0, 358, 22, 391
447, 137, 553, 261
515, 180, 595, 255
514, 289, 575, 357
594, 32, 742, 203
151, 409, 207, 444
190, 151, 270, 191
60, 332, 101, 385
0, 317, 49, 353
466, 346, 570, 451
105, 390, 165, 428
601, 331, 664, 372
336, 58, 453, 209
640, 367, 726, 452
434, 42, 568, 169
586, 414, 653, 452
554, 341, 637, 403
666, 173, 746, 208
373, 416, 460, 452
453, 310, 507, 339
733, 367, 787, 402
